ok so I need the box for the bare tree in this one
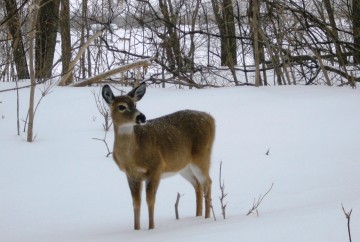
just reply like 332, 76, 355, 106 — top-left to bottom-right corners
211, 1, 237, 64
79, 0, 88, 79
4, 0, 30, 79
249, 0, 262, 86
211, 0, 239, 86
35, 0, 60, 79
158, 0, 184, 73
27, 0, 41, 142
59, 0, 73, 85
259, 0, 359, 86
186, 0, 201, 84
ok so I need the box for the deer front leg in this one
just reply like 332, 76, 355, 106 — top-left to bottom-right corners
127, 177, 143, 230
145, 175, 161, 230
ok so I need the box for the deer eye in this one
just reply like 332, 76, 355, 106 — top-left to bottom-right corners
118, 105, 126, 111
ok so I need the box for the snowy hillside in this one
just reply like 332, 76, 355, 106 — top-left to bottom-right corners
1, 83, 359, 242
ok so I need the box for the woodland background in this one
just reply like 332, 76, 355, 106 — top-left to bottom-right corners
1, 0, 360, 88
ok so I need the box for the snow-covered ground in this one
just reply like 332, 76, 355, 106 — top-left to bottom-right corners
1, 83, 359, 242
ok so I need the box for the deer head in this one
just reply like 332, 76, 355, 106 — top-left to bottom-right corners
102, 83, 146, 126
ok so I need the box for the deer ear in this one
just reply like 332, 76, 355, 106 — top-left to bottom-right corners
102, 85, 115, 104
128, 83, 146, 102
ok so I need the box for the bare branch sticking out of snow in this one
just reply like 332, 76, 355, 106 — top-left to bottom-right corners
92, 90, 112, 131
341, 204, 353, 242
246, 183, 274, 216
219, 161, 227, 219
175, 192, 183, 220
92, 131, 112, 157
265, 148, 270, 155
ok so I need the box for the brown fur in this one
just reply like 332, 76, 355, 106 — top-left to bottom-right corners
102, 84, 215, 230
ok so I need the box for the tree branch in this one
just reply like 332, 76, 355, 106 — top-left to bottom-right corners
70, 57, 155, 87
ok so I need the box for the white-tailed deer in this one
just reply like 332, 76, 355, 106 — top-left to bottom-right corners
102, 83, 215, 230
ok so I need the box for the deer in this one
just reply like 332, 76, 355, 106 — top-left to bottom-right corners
102, 83, 215, 230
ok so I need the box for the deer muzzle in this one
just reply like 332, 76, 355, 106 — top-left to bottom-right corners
136, 112, 146, 124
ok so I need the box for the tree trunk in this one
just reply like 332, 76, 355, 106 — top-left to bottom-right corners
323, 0, 346, 66
235, 1, 249, 84
250, 0, 262, 86
188, 0, 201, 84
4, 0, 30, 80
353, 0, 360, 64
28, 0, 41, 142
59, 0, 73, 85
211, 0, 238, 85
158, 0, 183, 72
222, 0, 237, 67
211, 0, 238, 67
35, 0, 60, 79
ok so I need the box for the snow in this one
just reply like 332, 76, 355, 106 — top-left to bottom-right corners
1, 83, 360, 242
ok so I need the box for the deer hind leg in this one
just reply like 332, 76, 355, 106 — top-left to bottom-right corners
195, 181, 204, 216
203, 176, 212, 218
127, 177, 143, 230
189, 163, 212, 219
145, 175, 161, 230
180, 166, 203, 216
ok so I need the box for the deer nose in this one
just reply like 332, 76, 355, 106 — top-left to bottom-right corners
136, 113, 146, 124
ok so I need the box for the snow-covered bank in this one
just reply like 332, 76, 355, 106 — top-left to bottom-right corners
1, 84, 359, 241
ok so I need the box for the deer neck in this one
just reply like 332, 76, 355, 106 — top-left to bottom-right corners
114, 122, 136, 136
113, 123, 137, 170
113, 123, 137, 151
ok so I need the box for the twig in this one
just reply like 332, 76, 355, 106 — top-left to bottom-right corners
92, 131, 112, 157
175, 192, 182, 220
33, 84, 53, 118
16, 80, 20, 135
246, 183, 274, 216
22, 82, 53, 135
92, 89, 112, 131
219, 161, 227, 219
265, 148, 270, 155
210, 198, 217, 221
341, 203, 353, 242
0, 78, 49, 93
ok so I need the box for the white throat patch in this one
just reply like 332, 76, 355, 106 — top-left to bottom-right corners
118, 123, 135, 135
